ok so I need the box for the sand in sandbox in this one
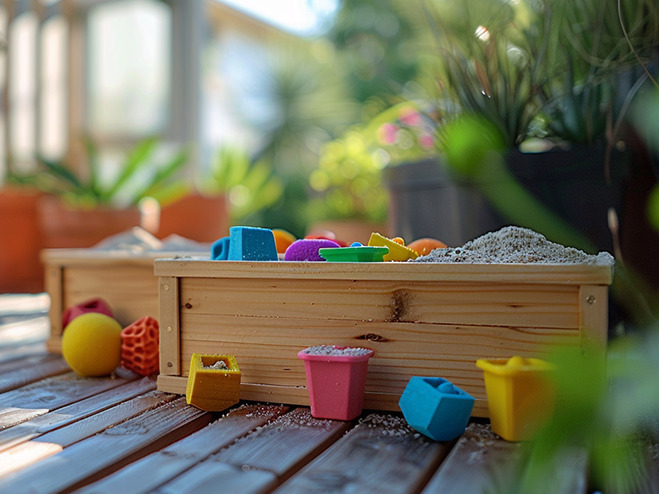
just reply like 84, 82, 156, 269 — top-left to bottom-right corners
413, 226, 614, 265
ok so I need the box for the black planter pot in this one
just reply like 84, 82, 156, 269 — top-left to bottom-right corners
505, 143, 628, 254
384, 146, 628, 254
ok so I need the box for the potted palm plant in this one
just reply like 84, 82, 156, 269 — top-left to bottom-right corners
32, 136, 188, 249
372, 0, 658, 252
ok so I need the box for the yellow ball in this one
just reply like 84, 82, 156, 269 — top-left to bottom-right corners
62, 313, 123, 376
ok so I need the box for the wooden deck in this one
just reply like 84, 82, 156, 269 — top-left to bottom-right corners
0, 294, 657, 493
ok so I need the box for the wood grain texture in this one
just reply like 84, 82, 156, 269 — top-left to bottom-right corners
41, 248, 184, 351
155, 407, 351, 492
579, 285, 608, 346
0, 397, 211, 493
175, 314, 577, 417
0, 341, 48, 364
41, 249, 192, 266
422, 424, 588, 494
155, 258, 613, 284
62, 265, 159, 327
156, 259, 609, 417
421, 422, 524, 494
179, 277, 581, 328
0, 390, 172, 477
159, 276, 180, 376
277, 412, 452, 493
0, 370, 137, 430
44, 264, 64, 346
81, 403, 290, 494
155, 462, 277, 494
0, 353, 61, 375
0, 377, 156, 452
0, 356, 71, 393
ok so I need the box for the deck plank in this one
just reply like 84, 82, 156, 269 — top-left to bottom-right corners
0, 397, 211, 493
0, 377, 156, 452
0, 353, 60, 374
421, 422, 525, 494
157, 407, 352, 492
82, 403, 290, 494
156, 463, 278, 494
421, 423, 588, 494
275, 412, 452, 493
0, 355, 71, 393
0, 369, 138, 430
0, 389, 171, 477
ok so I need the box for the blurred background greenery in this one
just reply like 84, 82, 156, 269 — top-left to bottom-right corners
0, 1, 658, 490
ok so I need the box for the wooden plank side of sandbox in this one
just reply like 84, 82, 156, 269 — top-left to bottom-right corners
177, 313, 579, 416
177, 277, 582, 329
154, 259, 613, 285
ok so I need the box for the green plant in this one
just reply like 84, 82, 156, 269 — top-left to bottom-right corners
419, 0, 548, 147
309, 128, 388, 223
539, 0, 659, 145
504, 329, 659, 494
207, 146, 283, 224
15, 136, 188, 209
417, 0, 658, 148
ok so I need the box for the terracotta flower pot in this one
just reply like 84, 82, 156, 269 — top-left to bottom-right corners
156, 193, 229, 242
37, 196, 143, 249
0, 188, 45, 293
298, 345, 374, 421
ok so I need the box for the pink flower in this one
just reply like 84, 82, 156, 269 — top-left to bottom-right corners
399, 108, 422, 127
418, 133, 435, 150
378, 123, 399, 144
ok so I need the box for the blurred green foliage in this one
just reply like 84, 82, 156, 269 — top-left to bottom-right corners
327, 0, 423, 113
207, 146, 283, 225
10, 137, 188, 209
509, 330, 659, 493
238, 42, 358, 235
308, 129, 388, 223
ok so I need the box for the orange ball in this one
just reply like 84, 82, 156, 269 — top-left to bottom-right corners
407, 238, 448, 256
272, 229, 297, 254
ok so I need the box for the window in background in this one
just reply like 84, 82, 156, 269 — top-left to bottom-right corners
0, 7, 6, 178
40, 14, 67, 161
8, 10, 37, 169
87, 0, 171, 138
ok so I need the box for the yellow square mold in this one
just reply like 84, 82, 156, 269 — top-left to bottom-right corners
185, 353, 241, 411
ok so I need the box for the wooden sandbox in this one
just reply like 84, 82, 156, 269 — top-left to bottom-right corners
155, 259, 612, 417
41, 249, 192, 353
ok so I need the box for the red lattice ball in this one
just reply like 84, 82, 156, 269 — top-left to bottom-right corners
121, 316, 159, 376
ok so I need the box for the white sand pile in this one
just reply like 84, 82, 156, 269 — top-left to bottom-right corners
413, 226, 614, 265
301, 345, 372, 357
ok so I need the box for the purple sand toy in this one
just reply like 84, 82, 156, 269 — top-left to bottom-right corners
284, 238, 340, 261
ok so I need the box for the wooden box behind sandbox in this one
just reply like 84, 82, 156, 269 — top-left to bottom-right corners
155, 259, 612, 417
42, 249, 186, 353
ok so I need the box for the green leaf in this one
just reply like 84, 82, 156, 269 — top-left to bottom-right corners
102, 137, 158, 201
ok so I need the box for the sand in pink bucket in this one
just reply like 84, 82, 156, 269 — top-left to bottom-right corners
298, 345, 374, 421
